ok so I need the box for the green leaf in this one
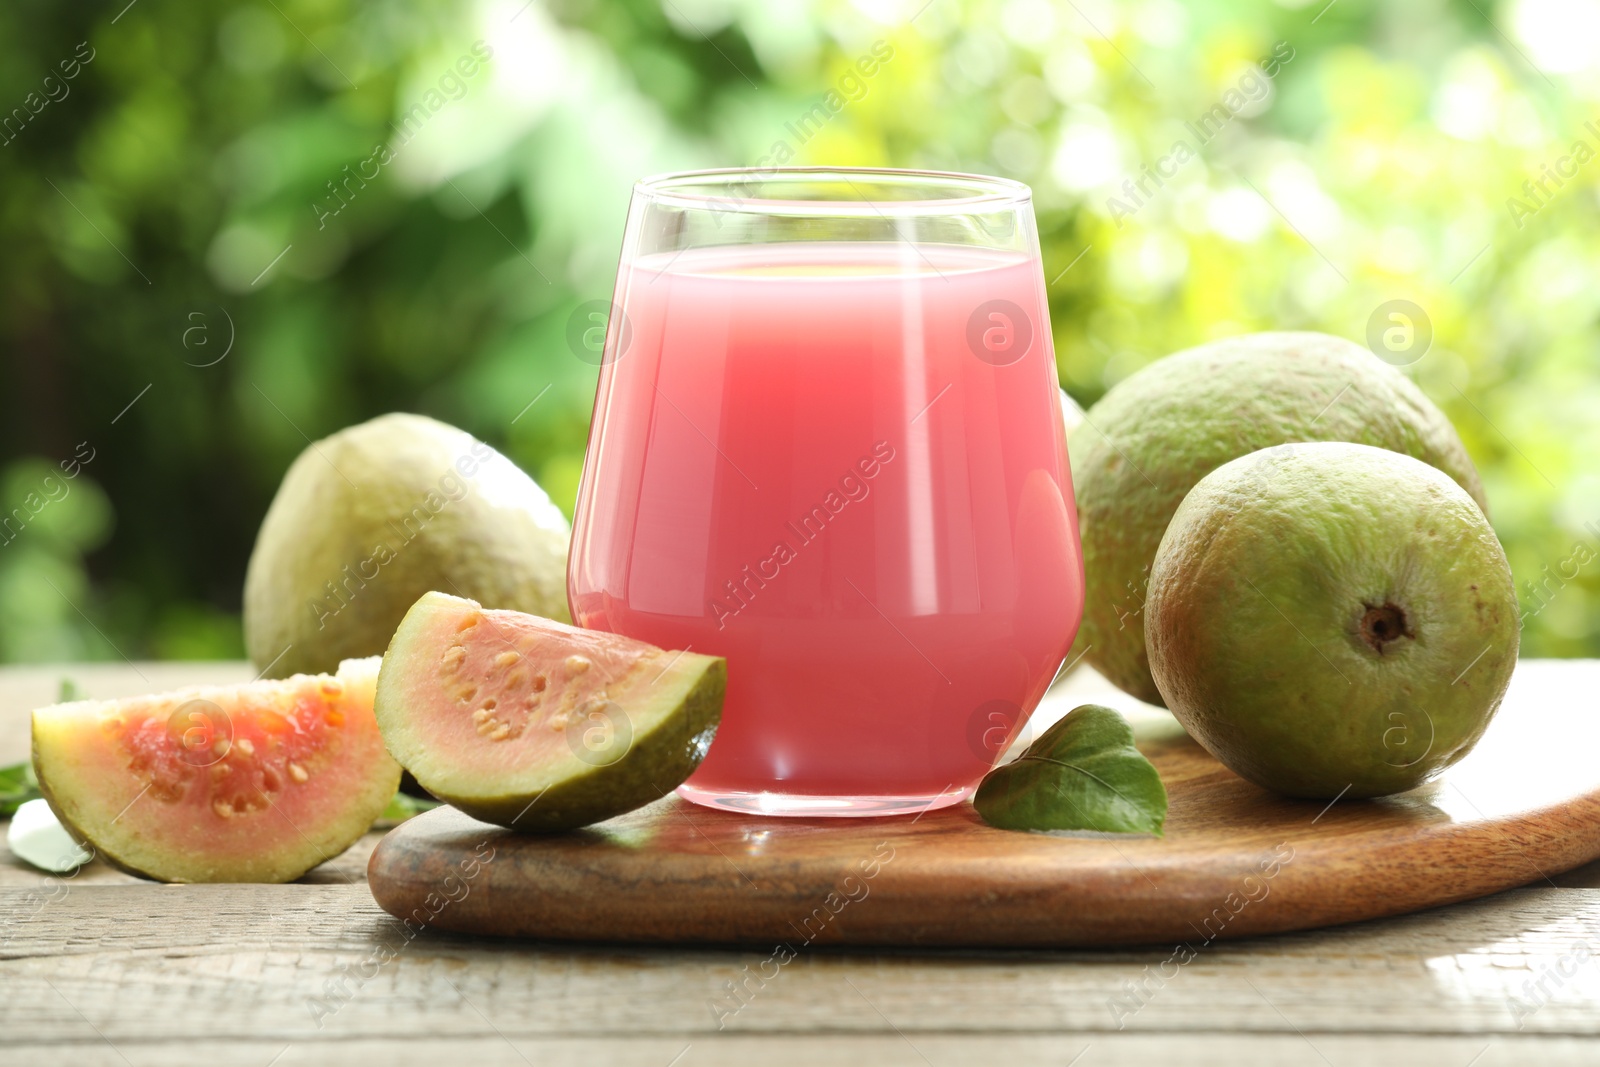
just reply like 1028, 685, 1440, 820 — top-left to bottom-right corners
376, 790, 440, 827
58, 677, 82, 703
0, 760, 42, 818
973, 704, 1167, 835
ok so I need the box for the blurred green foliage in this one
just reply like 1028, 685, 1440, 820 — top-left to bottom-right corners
0, 0, 1595, 662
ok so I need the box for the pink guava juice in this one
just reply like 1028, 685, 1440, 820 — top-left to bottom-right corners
569, 240, 1084, 815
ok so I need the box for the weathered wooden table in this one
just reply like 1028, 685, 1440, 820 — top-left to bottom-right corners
3, 661, 1597, 1066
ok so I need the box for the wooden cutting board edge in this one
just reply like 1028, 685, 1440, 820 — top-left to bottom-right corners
367, 789, 1600, 949
368, 661, 1600, 949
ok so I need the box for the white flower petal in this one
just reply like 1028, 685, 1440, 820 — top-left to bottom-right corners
8, 799, 92, 874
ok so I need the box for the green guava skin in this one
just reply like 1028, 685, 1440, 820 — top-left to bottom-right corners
1069, 332, 1488, 707
244, 413, 571, 679
1144, 442, 1518, 799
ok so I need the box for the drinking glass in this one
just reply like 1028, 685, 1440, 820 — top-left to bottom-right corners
569, 168, 1083, 816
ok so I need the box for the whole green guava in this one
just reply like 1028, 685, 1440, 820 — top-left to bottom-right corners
1144, 442, 1518, 799
1069, 332, 1487, 706
243, 413, 571, 678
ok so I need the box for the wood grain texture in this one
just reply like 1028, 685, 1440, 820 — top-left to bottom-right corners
4, 884, 1600, 1051
3, 1036, 1600, 1067
369, 659, 1600, 947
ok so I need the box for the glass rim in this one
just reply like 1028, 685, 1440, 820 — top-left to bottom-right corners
633, 167, 1032, 217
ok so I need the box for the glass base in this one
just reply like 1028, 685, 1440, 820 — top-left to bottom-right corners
675, 782, 974, 818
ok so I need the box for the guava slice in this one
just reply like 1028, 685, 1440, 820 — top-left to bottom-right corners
375, 591, 725, 831
32, 658, 400, 883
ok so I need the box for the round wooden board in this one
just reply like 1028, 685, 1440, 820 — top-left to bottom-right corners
368, 660, 1600, 947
